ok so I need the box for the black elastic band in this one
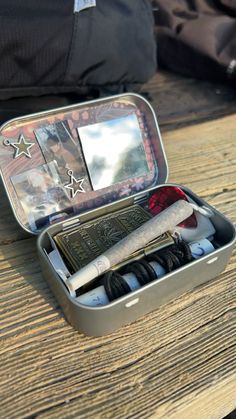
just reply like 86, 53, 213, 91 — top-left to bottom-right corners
103, 271, 131, 301
102, 241, 193, 301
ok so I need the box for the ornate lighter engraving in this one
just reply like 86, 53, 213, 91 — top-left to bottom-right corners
54, 205, 174, 272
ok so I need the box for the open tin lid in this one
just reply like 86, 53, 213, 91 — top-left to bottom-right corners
0, 93, 168, 234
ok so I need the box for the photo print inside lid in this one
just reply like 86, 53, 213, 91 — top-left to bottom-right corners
11, 161, 73, 232
35, 120, 90, 189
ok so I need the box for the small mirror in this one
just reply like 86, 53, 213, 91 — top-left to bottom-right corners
78, 114, 149, 190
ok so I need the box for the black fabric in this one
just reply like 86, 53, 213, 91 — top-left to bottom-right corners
0, 0, 156, 100
154, 0, 236, 84
0, 1, 74, 90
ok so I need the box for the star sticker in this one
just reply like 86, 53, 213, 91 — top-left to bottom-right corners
11, 134, 34, 159
65, 170, 86, 198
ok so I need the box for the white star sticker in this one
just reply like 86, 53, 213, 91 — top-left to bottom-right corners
65, 171, 86, 198
11, 134, 34, 159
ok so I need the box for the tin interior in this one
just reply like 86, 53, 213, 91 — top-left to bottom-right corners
0, 94, 168, 234
37, 184, 236, 336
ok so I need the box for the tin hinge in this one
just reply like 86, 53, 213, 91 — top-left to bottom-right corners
62, 217, 81, 231
133, 193, 149, 206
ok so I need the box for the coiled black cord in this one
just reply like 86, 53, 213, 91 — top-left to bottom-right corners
103, 271, 131, 302
102, 240, 193, 301
147, 240, 192, 273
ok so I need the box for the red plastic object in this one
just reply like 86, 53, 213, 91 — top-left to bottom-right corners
148, 186, 197, 228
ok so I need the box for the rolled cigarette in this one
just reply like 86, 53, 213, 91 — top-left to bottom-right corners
67, 200, 193, 296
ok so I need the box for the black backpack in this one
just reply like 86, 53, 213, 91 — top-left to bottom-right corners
154, 0, 236, 84
0, 0, 156, 100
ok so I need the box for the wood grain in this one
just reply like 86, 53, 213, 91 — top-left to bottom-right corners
0, 70, 235, 132
143, 71, 236, 131
0, 76, 236, 418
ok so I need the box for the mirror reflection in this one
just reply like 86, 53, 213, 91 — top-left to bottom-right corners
78, 114, 149, 190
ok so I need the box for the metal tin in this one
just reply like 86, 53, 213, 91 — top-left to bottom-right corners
0, 94, 235, 336
38, 185, 236, 336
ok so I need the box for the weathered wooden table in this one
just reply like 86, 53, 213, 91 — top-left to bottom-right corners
1, 71, 236, 418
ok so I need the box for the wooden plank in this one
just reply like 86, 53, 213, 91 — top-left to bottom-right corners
158, 375, 236, 419
0, 70, 235, 131
142, 71, 236, 131
0, 180, 28, 244
0, 114, 236, 418
164, 113, 236, 200
0, 248, 235, 418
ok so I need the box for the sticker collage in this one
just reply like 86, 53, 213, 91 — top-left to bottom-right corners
1, 109, 156, 233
